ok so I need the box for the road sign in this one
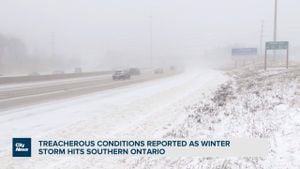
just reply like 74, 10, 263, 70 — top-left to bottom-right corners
264, 41, 289, 70
266, 41, 289, 50
232, 48, 257, 56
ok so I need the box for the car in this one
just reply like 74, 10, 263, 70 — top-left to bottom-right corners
128, 68, 141, 76
154, 68, 164, 74
52, 70, 65, 75
28, 72, 40, 76
74, 67, 82, 73
112, 70, 131, 80
170, 66, 176, 71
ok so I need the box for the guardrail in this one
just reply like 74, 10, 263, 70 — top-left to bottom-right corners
0, 71, 113, 85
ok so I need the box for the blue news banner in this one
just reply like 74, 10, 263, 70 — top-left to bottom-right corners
12, 138, 268, 157
36, 140, 230, 156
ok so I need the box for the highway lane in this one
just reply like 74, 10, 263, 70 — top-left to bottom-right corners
0, 74, 113, 91
0, 70, 113, 85
0, 70, 179, 111
0, 74, 113, 100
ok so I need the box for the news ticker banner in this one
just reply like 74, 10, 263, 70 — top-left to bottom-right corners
12, 138, 269, 158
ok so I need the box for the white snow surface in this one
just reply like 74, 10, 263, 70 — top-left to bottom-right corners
1, 67, 299, 169
0, 68, 228, 169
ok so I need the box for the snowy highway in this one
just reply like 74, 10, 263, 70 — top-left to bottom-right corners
2, 0, 300, 168
0, 68, 228, 169
1, 67, 299, 169
0, 70, 178, 111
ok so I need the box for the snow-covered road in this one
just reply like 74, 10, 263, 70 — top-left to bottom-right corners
0, 70, 176, 111
0, 68, 228, 169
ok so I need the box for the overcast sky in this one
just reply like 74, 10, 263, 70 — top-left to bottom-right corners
0, 0, 299, 67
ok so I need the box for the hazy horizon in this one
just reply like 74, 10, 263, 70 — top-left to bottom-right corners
0, 0, 299, 73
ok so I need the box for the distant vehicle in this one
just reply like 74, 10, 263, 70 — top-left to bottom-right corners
112, 70, 131, 80
154, 68, 164, 74
53, 70, 65, 75
28, 72, 40, 76
128, 68, 141, 76
170, 66, 176, 71
74, 67, 82, 73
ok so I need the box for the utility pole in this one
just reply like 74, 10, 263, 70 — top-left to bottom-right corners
273, 0, 278, 61
273, 0, 278, 42
260, 20, 264, 57
149, 16, 153, 68
51, 32, 55, 57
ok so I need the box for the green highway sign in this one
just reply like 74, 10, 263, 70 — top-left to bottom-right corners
264, 41, 290, 70
266, 41, 289, 50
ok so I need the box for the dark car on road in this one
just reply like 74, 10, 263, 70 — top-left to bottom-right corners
154, 68, 164, 74
28, 72, 40, 76
74, 67, 82, 73
128, 68, 141, 76
112, 70, 131, 80
52, 70, 65, 75
170, 66, 176, 71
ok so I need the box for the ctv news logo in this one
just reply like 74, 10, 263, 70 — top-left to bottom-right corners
12, 138, 31, 157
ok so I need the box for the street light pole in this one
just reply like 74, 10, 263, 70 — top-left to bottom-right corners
149, 16, 153, 68
51, 32, 55, 57
274, 0, 278, 42
260, 20, 264, 56
273, 0, 278, 61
